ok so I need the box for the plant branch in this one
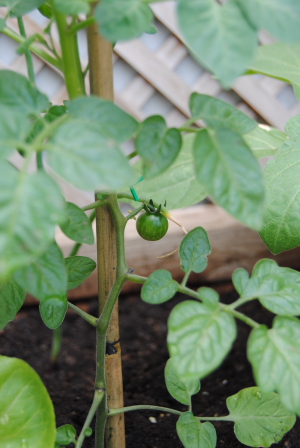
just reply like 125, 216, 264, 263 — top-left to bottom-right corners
126, 273, 200, 300
81, 199, 108, 211
109, 405, 232, 422
36, 152, 44, 170
68, 302, 98, 327
70, 17, 96, 35
17, 17, 36, 86
127, 150, 138, 160
3, 26, 61, 69
76, 388, 105, 448
125, 204, 144, 221
220, 304, 260, 328
181, 270, 191, 287
32, 114, 69, 149
228, 296, 256, 310
53, 11, 85, 98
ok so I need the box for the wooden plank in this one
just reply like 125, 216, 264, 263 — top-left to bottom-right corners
233, 76, 293, 130
25, 203, 300, 303
156, 34, 187, 69
115, 39, 192, 117
119, 76, 154, 110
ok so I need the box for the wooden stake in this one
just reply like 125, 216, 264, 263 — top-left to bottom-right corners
87, 18, 126, 448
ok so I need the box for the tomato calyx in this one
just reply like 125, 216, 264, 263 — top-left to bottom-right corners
143, 199, 162, 215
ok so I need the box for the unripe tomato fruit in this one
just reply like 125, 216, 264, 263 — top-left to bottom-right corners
136, 211, 168, 241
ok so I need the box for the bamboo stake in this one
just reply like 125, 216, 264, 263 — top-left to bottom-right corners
87, 15, 126, 448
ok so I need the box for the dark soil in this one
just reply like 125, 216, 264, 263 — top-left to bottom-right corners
1, 285, 299, 448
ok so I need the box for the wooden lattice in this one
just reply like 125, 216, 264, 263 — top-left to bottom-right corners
1, 3, 299, 131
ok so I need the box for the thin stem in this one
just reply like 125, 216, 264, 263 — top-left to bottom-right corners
50, 326, 62, 362
109, 405, 182, 417
3, 26, 61, 69
32, 114, 69, 150
179, 117, 197, 130
127, 150, 138, 160
83, 63, 90, 78
125, 204, 144, 221
70, 17, 96, 35
81, 199, 108, 212
126, 273, 200, 300
17, 17, 36, 86
109, 405, 232, 422
220, 304, 260, 328
68, 302, 98, 327
228, 296, 255, 310
76, 388, 105, 448
181, 270, 191, 287
36, 152, 44, 170
179, 127, 199, 133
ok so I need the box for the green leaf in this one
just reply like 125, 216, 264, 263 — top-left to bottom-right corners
227, 387, 296, 447
95, 0, 154, 42
53, 0, 92, 15
176, 412, 216, 448
0, 0, 48, 16
286, 115, 300, 140
0, 70, 49, 115
248, 43, 300, 101
248, 316, 300, 414
0, 356, 56, 447
0, 105, 31, 159
13, 242, 67, 301
60, 202, 94, 245
0, 162, 65, 279
232, 268, 250, 295
260, 116, 300, 254
198, 287, 219, 309
239, 0, 300, 43
40, 295, 68, 329
190, 94, 257, 135
0, 279, 26, 330
45, 105, 67, 123
168, 300, 237, 379
241, 259, 300, 316
165, 358, 200, 405
180, 227, 211, 274
141, 270, 178, 304
0, 18, 6, 31
243, 125, 287, 159
178, 0, 258, 88
194, 128, 264, 230
47, 120, 134, 191
56, 425, 76, 445
68, 96, 138, 143
65, 256, 96, 290
135, 116, 182, 178
133, 134, 208, 209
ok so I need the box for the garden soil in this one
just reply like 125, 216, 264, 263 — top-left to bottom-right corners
1, 284, 299, 448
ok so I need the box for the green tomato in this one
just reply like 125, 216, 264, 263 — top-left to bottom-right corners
136, 211, 168, 241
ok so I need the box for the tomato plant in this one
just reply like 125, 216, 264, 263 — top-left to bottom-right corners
0, 1, 300, 448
